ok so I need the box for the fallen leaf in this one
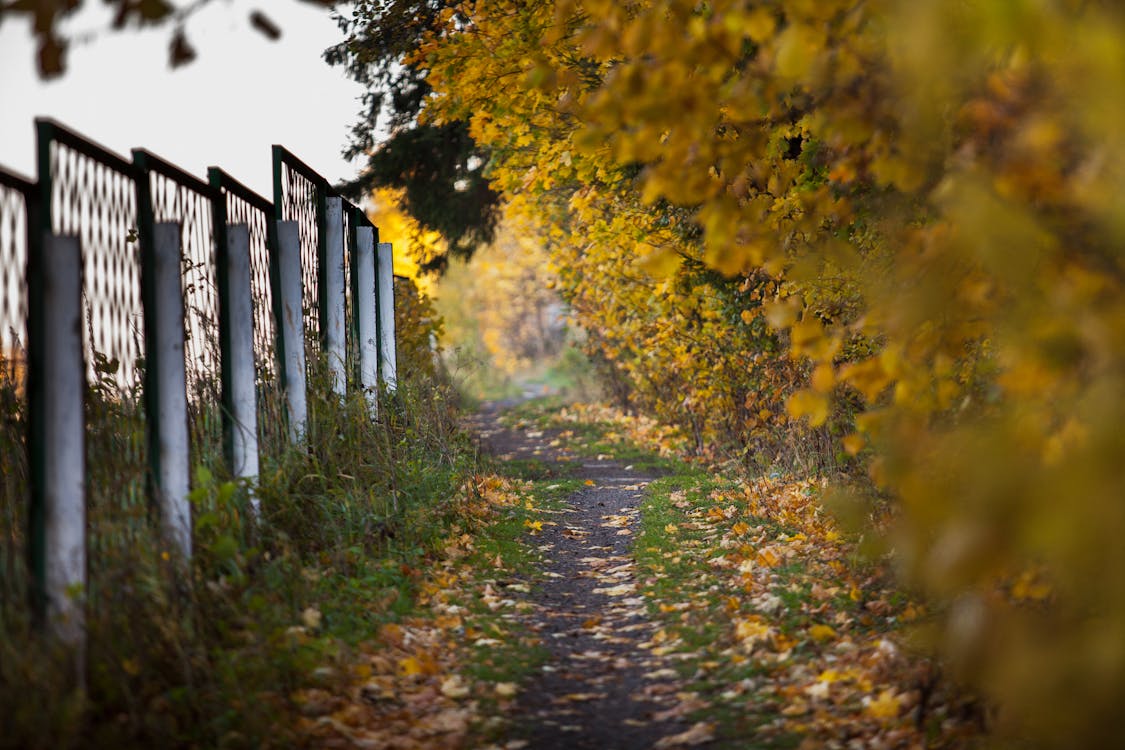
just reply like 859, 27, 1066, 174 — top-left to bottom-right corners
808, 623, 837, 643
864, 688, 902, 720
440, 674, 471, 699
301, 607, 323, 630
654, 721, 715, 747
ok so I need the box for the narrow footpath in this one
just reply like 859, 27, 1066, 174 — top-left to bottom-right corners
465, 406, 705, 749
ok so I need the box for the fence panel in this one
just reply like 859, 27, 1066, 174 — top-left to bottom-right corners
210, 168, 288, 459
0, 167, 34, 608
343, 199, 375, 386
272, 147, 326, 371
135, 150, 224, 472
35, 119, 149, 602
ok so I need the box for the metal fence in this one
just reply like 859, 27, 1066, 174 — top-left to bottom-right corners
273, 146, 325, 364
37, 121, 151, 599
0, 118, 399, 647
136, 150, 224, 467
210, 168, 288, 457
272, 146, 378, 398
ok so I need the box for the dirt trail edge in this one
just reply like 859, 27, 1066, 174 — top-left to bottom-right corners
466, 405, 708, 750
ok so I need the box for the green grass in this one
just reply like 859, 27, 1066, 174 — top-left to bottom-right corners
633, 473, 803, 749
500, 397, 691, 476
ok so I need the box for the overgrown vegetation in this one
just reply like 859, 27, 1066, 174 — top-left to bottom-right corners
0, 366, 486, 748
0, 276, 494, 748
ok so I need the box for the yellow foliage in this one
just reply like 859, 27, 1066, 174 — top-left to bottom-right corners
409, 0, 1125, 744
367, 187, 445, 295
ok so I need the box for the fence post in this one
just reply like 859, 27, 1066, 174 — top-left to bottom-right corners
376, 242, 397, 393
324, 197, 346, 397
40, 234, 86, 662
276, 220, 307, 443
355, 226, 377, 414
149, 222, 192, 559
223, 225, 260, 509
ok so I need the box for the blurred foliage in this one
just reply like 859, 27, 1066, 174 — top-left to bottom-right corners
367, 186, 448, 286
427, 210, 598, 402
443, 212, 567, 377
393, 273, 444, 381
0, 0, 334, 77
387, 0, 1125, 744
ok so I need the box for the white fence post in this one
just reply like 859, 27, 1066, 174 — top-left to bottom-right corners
376, 242, 397, 393
42, 234, 86, 657
276, 220, 307, 443
152, 222, 192, 560
224, 224, 260, 512
355, 226, 378, 414
324, 197, 346, 397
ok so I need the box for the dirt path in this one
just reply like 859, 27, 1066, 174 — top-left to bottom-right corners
465, 406, 702, 749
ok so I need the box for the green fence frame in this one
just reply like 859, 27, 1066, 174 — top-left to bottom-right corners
272, 146, 328, 359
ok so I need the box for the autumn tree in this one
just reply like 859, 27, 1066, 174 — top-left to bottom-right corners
327, 1, 500, 268
352, 0, 1125, 745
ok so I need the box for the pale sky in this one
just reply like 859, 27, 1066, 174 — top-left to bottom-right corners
0, 2, 367, 199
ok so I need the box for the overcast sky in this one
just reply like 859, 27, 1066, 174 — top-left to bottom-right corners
0, 2, 366, 199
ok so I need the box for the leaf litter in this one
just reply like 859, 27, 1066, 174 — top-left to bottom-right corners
295, 404, 982, 748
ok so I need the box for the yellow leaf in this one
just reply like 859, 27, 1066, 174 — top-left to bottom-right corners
440, 675, 471, 699
811, 362, 835, 393
865, 689, 902, 720
744, 7, 776, 43
1012, 569, 1052, 602
842, 433, 865, 456
808, 624, 837, 643
817, 668, 845, 684
755, 546, 782, 567
494, 682, 519, 698
772, 632, 797, 652
763, 299, 798, 329
774, 23, 825, 80
636, 245, 682, 276
735, 616, 772, 645
398, 656, 424, 677
789, 316, 824, 354
787, 390, 829, 427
